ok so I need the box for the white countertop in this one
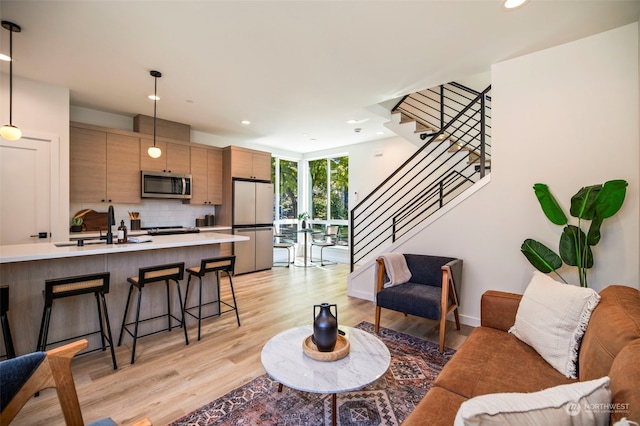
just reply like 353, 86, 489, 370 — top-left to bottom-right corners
67, 225, 232, 240
0, 232, 247, 264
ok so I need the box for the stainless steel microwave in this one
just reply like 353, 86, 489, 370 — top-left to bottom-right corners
141, 171, 192, 199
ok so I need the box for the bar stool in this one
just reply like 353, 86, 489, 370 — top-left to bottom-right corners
36, 272, 117, 369
184, 256, 240, 341
118, 262, 188, 364
1, 286, 16, 359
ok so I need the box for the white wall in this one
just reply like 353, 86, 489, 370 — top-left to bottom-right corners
299, 136, 417, 207
362, 23, 639, 325
1, 75, 70, 239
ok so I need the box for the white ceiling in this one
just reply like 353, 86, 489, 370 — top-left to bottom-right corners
1, 1, 639, 154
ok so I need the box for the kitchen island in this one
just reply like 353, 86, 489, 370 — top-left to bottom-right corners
0, 232, 248, 357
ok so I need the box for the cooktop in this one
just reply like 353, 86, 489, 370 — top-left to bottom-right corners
142, 226, 201, 236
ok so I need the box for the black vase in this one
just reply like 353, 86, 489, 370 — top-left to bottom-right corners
313, 303, 338, 352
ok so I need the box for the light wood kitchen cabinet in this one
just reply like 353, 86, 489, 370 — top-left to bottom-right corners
225, 146, 271, 180
207, 149, 223, 204
106, 134, 141, 203
70, 127, 140, 204
70, 127, 107, 203
140, 138, 190, 173
218, 146, 272, 226
190, 147, 222, 205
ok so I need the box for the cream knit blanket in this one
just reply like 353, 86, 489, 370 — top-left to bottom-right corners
379, 253, 412, 288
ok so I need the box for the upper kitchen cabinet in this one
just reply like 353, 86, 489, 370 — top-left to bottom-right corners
107, 134, 141, 203
224, 146, 271, 181
140, 138, 190, 173
190, 146, 222, 205
70, 125, 140, 204
218, 146, 272, 226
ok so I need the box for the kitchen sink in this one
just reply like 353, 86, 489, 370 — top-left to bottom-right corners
54, 240, 107, 247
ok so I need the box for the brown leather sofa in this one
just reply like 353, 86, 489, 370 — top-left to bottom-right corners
403, 285, 640, 425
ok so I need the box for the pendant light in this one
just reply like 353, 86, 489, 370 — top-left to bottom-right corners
0, 21, 22, 141
147, 70, 162, 158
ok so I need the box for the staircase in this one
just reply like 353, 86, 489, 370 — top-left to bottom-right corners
349, 82, 491, 271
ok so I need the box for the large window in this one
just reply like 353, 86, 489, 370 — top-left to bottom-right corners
309, 155, 348, 221
272, 154, 348, 246
272, 157, 298, 221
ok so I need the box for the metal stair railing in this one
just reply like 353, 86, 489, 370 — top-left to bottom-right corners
350, 83, 491, 271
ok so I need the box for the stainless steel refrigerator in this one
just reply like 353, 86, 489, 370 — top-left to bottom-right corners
232, 179, 274, 274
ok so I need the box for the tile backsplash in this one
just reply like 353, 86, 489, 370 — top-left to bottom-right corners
70, 199, 219, 230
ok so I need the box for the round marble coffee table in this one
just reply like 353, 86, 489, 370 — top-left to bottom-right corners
261, 325, 391, 426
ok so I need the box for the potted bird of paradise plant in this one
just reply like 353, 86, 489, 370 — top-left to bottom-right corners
520, 179, 628, 287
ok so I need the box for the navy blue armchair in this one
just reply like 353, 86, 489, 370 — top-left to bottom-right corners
375, 254, 462, 353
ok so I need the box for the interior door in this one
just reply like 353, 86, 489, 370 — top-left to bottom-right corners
0, 136, 52, 244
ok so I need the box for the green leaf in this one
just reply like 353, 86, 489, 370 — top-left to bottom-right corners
533, 184, 567, 225
560, 225, 593, 268
587, 208, 605, 246
521, 239, 563, 273
570, 184, 601, 220
595, 179, 628, 219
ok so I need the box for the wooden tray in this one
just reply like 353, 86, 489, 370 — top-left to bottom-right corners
302, 334, 350, 362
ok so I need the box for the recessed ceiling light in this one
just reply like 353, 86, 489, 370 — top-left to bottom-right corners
501, 0, 529, 10
376, 131, 384, 135
241, 120, 251, 125
148, 95, 160, 101
0, 54, 10, 62
347, 119, 357, 124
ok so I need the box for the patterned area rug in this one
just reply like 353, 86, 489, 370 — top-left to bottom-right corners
169, 321, 455, 425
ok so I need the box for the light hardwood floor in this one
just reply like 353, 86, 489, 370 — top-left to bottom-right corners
12, 263, 473, 425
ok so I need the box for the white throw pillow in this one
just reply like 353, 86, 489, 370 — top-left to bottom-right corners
454, 376, 611, 426
509, 271, 600, 378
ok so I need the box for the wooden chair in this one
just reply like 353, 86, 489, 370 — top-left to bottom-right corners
0, 339, 151, 426
374, 254, 462, 353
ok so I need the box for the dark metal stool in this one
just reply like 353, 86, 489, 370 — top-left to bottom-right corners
184, 256, 240, 341
1, 286, 16, 359
36, 273, 117, 369
118, 262, 188, 364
